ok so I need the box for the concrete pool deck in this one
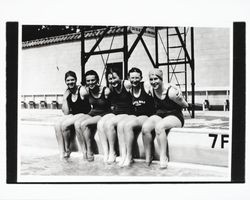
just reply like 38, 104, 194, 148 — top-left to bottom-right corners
19, 109, 230, 129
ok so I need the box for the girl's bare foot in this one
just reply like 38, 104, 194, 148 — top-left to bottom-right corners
123, 158, 134, 167
159, 157, 168, 169
107, 152, 116, 164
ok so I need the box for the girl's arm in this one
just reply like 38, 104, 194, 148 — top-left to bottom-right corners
124, 79, 132, 91
62, 89, 70, 115
79, 85, 89, 99
168, 86, 189, 108
168, 83, 182, 97
104, 86, 111, 99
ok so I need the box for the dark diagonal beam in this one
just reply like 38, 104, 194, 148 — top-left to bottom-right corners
84, 27, 110, 62
128, 27, 147, 58
140, 37, 156, 68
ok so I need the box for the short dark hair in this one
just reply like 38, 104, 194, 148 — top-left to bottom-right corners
106, 67, 122, 79
128, 67, 142, 77
85, 70, 100, 83
65, 71, 77, 81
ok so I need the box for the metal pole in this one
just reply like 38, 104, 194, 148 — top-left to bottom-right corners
166, 28, 170, 83
191, 27, 195, 118
123, 26, 128, 79
80, 26, 85, 84
155, 27, 158, 68
184, 27, 188, 101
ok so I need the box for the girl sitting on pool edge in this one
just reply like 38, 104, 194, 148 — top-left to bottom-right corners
142, 68, 188, 169
54, 70, 91, 160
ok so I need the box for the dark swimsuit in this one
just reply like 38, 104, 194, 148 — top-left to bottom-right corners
110, 81, 133, 115
88, 87, 111, 117
67, 86, 91, 115
132, 82, 155, 116
153, 86, 184, 127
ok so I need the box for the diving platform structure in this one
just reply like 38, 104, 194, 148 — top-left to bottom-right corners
79, 26, 195, 118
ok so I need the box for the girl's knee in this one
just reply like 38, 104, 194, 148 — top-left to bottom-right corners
155, 122, 166, 135
55, 117, 65, 129
54, 122, 61, 131
124, 121, 136, 133
97, 122, 102, 133
155, 120, 174, 134
117, 120, 126, 131
142, 122, 153, 134
104, 120, 115, 132
97, 116, 106, 130
156, 122, 176, 136
80, 121, 88, 131
74, 120, 81, 130
61, 121, 71, 132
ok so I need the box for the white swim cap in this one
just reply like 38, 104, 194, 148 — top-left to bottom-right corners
148, 68, 163, 80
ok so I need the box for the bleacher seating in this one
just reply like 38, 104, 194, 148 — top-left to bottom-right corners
28, 101, 36, 109
51, 101, 59, 109
40, 101, 47, 109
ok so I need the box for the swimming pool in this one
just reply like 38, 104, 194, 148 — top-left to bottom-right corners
19, 124, 229, 181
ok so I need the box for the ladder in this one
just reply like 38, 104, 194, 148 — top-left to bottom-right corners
166, 27, 188, 101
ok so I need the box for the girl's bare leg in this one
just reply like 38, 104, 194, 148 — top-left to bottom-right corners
61, 114, 85, 158
155, 116, 182, 169
80, 116, 101, 162
123, 115, 148, 166
117, 118, 130, 166
74, 114, 90, 159
142, 115, 162, 165
97, 113, 114, 163
104, 114, 127, 164
54, 115, 70, 159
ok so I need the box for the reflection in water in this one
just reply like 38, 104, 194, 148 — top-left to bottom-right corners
21, 154, 227, 177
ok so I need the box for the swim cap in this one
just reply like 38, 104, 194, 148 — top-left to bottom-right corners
148, 68, 163, 80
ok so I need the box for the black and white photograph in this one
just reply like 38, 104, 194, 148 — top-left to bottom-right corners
1, 0, 249, 199
17, 24, 232, 182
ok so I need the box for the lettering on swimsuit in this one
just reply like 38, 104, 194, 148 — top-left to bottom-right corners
132, 100, 146, 106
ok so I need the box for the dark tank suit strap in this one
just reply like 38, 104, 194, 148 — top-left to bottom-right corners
67, 86, 91, 115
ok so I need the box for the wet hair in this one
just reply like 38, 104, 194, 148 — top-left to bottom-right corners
84, 70, 100, 84
128, 67, 142, 77
106, 67, 122, 79
65, 71, 77, 81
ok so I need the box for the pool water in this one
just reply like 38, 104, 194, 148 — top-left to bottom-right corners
20, 152, 228, 178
